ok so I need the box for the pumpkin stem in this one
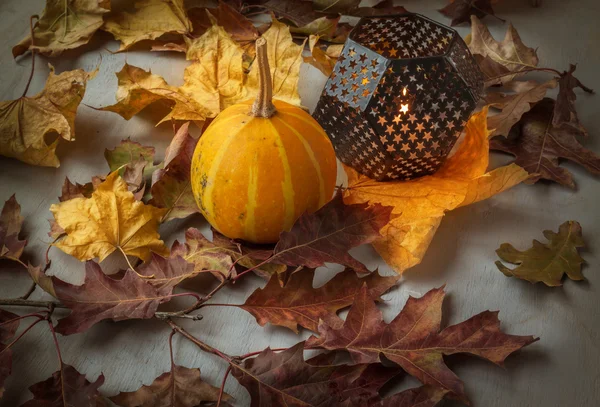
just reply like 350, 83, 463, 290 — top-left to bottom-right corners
251, 37, 276, 118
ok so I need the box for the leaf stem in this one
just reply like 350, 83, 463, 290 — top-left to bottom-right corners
217, 366, 231, 407
117, 246, 153, 279
1, 317, 44, 354
47, 319, 64, 365
0, 313, 46, 327
167, 319, 232, 362
21, 15, 38, 98
235, 348, 288, 360
20, 281, 37, 300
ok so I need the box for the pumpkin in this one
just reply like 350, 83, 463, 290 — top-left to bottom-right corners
191, 37, 337, 244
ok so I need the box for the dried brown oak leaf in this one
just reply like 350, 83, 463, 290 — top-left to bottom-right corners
486, 79, 557, 137
53, 261, 171, 335
0, 309, 20, 398
12, 0, 110, 58
0, 65, 95, 167
231, 343, 401, 406
271, 190, 394, 274
50, 170, 168, 262
490, 98, 600, 188
149, 122, 200, 222
553, 64, 594, 137
341, 385, 448, 407
307, 285, 538, 403
21, 364, 105, 407
0, 195, 26, 262
467, 15, 538, 86
110, 364, 227, 407
241, 268, 399, 333
102, 0, 191, 52
495, 220, 585, 286
439, 0, 499, 26
344, 108, 529, 274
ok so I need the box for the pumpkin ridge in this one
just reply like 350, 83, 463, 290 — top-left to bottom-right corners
244, 157, 259, 242
271, 115, 326, 207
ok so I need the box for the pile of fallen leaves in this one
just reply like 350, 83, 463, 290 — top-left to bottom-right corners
0, 1, 594, 406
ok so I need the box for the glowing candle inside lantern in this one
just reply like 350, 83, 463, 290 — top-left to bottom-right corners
400, 88, 409, 114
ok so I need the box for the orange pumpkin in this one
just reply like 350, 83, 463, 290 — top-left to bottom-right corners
191, 38, 337, 243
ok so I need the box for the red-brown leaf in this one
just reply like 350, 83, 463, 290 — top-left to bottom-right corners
307, 285, 538, 403
241, 268, 399, 333
137, 252, 197, 295
230, 343, 399, 406
272, 191, 394, 273
553, 64, 594, 136
53, 261, 170, 335
340, 385, 448, 407
110, 364, 227, 407
439, 0, 496, 26
21, 364, 104, 407
0, 309, 20, 398
0, 194, 26, 262
490, 98, 600, 188
189, 2, 259, 44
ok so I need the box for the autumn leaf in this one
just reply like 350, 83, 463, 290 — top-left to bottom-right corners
50, 170, 168, 262
0, 65, 95, 167
53, 261, 170, 335
307, 285, 538, 403
100, 63, 209, 125
27, 263, 57, 298
271, 190, 394, 274
12, 0, 110, 57
259, 0, 325, 27
105, 138, 157, 180
486, 79, 557, 137
230, 343, 400, 406
0, 195, 26, 263
553, 64, 594, 136
137, 252, 199, 295
305, 35, 338, 77
467, 15, 538, 86
110, 364, 226, 407
0, 310, 20, 399
58, 177, 95, 202
490, 98, 600, 188
21, 364, 105, 407
149, 122, 200, 221
240, 268, 399, 333
102, 0, 191, 52
188, 2, 259, 45
439, 0, 498, 26
344, 108, 530, 274
340, 385, 448, 407
495, 220, 585, 286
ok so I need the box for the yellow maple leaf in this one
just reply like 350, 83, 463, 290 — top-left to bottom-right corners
0, 65, 95, 167
13, 0, 111, 58
102, 19, 304, 124
50, 171, 168, 262
344, 108, 530, 274
102, 0, 191, 52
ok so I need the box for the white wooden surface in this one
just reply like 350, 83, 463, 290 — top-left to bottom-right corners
1, 0, 599, 406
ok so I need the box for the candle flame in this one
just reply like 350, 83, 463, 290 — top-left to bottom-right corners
402, 88, 407, 96
400, 104, 409, 114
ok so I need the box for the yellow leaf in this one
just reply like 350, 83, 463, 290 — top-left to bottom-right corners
304, 35, 338, 77
0, 65, 95, 167
102, 0, 191, 51
12, 0, 111, 58
50, 171, 168, 262
344, 108, 530, 274
100, 63, 208, 125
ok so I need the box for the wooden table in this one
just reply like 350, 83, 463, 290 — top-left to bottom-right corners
1, 0, 599, 405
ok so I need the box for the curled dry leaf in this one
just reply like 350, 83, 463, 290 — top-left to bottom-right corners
21, 364, 105, 407
50, 171, 168, 262
0, 195, 26, 262
272, 190, 394, 274
467, 15, 539, 86
231, 343, 401, 407
110, 364, 227, 407
344, 108, 530, 274
496, 220, 586, 286
102, 0, 191, 51
12, 0, 110, 58
486, 79, 558, 137
0, 65, 95, 167
149, 122, 200, 221
100, 63, 209, 125
307, 285, 538, 403
439, 0, 498, 26
305, 35, 338, 77
59, 177, 95, 202
53, 261, 171, 335
241, 268, 399, 333
26, 263, 57, 297
490, 98, 600, 188
105, 138, 157, 180
553, 64, 594, 136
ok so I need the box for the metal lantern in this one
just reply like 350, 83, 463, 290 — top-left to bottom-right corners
313, 13, 484, 181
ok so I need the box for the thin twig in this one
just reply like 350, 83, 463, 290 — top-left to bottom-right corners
0, 313, 46, 327
0, 317, 44, 353
167, 319, 232, 362
216, 366, 232, 407
21, 15, 38, 98
235, 348, 288, 361
19, 281, 37, 300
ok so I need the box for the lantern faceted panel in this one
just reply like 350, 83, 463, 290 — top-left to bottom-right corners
313, 13, 484, 181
